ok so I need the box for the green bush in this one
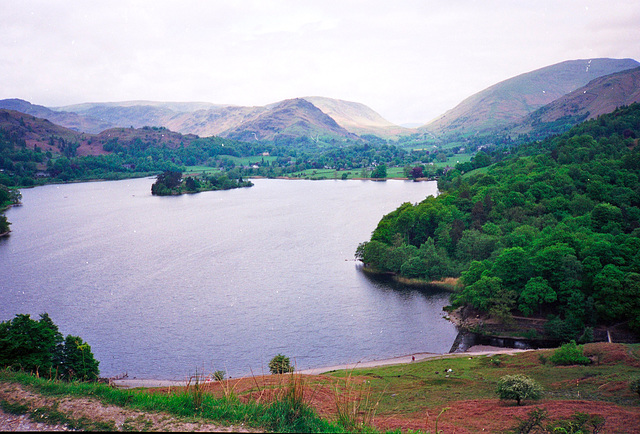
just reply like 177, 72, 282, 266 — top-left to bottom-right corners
496, 374, 543, 406
549, 341, 591, 366
268, 354, 294, 375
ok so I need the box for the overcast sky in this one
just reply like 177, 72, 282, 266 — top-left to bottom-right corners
1, 1, 639, 125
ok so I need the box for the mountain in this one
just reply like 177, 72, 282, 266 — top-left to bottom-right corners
420, 58, 640, 136
50, 97, 403, 140
222, 98, 356, 141
0, 99, 112, 134
515, 66, 640, 137
301, 96, 412, 137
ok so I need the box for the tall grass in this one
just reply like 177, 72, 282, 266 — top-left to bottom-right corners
0, 368, 342, 433
332, 370, 382, 432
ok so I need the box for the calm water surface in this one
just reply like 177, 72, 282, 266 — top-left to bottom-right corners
0, 178, 458, 379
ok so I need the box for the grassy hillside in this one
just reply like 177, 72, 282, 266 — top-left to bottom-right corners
422, 58, 639, 137
2, 343, 639, 432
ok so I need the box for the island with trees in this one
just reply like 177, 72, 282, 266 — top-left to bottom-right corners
150, 170, 253, 196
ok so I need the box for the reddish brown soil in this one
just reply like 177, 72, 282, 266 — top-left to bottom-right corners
151, 369, 640, 433
375, 400, 640, 433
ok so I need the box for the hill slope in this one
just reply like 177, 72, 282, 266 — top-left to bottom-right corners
302, 96, 412, 137
0, 109, 197, 157
0, 99, 113, 134
516, 66, 640, 137
222, 98, 356, 141
420, 58, 640, 136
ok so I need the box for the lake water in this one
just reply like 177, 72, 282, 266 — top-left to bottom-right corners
0, 177, 458, 379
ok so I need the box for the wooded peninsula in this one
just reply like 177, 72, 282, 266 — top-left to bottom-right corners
357, 103, 640, 342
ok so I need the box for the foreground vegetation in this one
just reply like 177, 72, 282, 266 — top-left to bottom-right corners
1, 343, 639, 432
0, 313, 99, 382
357, 104, 640, 341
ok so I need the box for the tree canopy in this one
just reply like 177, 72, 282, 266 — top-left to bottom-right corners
0, 313, 100, 381
357, 103, 640, 338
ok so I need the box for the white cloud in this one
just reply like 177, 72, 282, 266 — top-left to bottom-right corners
0, 0, 638, 124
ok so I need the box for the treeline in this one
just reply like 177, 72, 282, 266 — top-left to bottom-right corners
0, 130, 184, 187
357, 103, 640, 340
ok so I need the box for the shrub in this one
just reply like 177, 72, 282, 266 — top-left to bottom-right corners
496, 374, 543, 406
630, 375, 640, 398
268, 354, 294, 375
549, 341, 591, 366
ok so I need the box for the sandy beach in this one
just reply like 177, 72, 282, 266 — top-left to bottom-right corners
112, 345, 531, 388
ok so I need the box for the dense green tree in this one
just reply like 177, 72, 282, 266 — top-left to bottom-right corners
0, 313, 99, 380
61, 335, 100, 381
518, 277, 556, 316
370, 164, 387, 179
0, 313, 63, 375
0, 215, 9, 234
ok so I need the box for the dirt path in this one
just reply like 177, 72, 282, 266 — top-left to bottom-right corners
296, 345, 531, 375
0, 382, 255, 432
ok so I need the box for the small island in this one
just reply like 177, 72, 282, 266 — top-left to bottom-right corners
150, 171, 253, 196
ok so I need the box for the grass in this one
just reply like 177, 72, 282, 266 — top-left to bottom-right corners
327, 343, 640, 418
2, 343, 639, 431
0, 369, 340, 432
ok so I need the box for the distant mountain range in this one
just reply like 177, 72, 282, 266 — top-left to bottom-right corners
1, 57, 640, 143
0, 96, 409, 141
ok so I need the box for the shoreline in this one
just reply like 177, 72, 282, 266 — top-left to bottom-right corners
112, 345, 531, 389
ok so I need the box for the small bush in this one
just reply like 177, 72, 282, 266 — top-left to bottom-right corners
547, 411, 605, 434
512, 408, 605, 434
496, 374, 543, 406
549, 341, 591, 366
630, 375, 640, 398
269, 354, 294, 375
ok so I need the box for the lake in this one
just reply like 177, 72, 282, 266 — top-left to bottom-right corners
0, 177, 458, 379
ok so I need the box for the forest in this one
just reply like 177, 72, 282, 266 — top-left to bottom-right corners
356, 103, 640, 340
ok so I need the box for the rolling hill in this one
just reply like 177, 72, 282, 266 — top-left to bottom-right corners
420, 58, 640, 137
0, 109, 197, 157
